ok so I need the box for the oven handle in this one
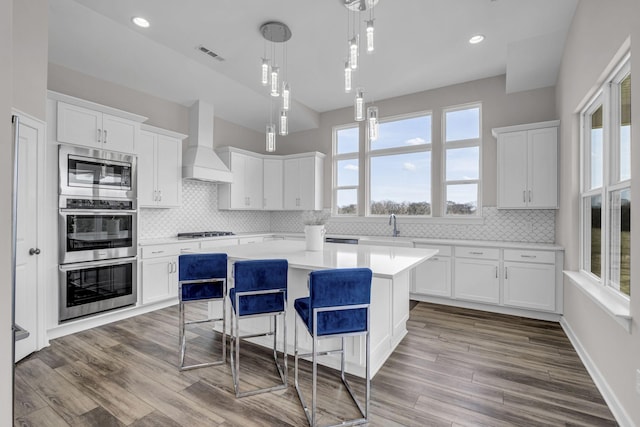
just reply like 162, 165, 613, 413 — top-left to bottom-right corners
59, 209, 137, 214
59, 256, 138, 271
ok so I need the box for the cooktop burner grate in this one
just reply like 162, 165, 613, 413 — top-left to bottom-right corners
177, 231, 235, 239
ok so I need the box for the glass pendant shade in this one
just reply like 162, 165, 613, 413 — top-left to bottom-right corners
354, 88, 365, 121
366, 20, 374, 53
279, 110, 288, 136
344, 62, 352, 93
270, 66, 280, 97
349, 37, 358, 70
266, 124, 276, 152
367, 106, 379, 140
282, 82, 290, 110
261, 58, 269, 86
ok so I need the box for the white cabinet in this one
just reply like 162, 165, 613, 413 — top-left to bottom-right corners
503, 249, 556, 311
140, 241, 201, 304
217, 148, 264, 210
263, 158, 283, 210
283, 153, 324, 210
56, 100, 144, 154
137, 125, 186, 208
494, 120, 559, 209
454, 247, 500, 304
412, 244, 452, 297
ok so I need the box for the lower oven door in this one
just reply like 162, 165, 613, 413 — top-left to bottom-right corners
59, 210, 137, 264
59, 257, 137, 322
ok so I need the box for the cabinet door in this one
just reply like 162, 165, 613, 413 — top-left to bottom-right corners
263, 158, 283, 210
155, 135, 182, 207
244, 155, 264, 209
142, 256, 177, 304
298, 156, 318, 210
137, 130, 157, 207
283, 158, 300, 210
503, 261, 556, 311
56, 102, 101, 148
528, 127, 558, 208
102, 114, 137, 154
414, 256, 451, 297
229, 152, 247, 208
497, 131, 528, 208
454, 258, 500, 304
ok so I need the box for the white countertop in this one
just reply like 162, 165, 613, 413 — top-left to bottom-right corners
192, 240, 437, 279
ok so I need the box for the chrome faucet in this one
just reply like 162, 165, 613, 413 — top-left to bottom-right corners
389, 213, 400, 237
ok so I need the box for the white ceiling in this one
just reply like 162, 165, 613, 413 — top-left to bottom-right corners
48, 0, 578, 133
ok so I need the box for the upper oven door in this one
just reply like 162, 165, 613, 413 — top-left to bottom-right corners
59, 210, 137, 264
59, 145, 136, 199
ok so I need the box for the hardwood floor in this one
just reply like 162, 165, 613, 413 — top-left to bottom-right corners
14, 302, 617, 426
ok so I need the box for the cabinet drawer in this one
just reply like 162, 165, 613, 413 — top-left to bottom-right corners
455, 246, 499, 260
200, 238, 238, 249
414, 244, 452, 257
504, 249, 555, 264
142, 242, 201, 259
239, 236, 264, 245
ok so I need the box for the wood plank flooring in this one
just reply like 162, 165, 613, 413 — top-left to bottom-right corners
14, 302, 617, 426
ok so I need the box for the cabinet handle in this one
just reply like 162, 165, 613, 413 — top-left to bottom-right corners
158, 190, 162, 201
151, 250, 164, 254
97, 129, 102, 143
505, 267, 508, 279
174, 262, 177, 273
168, 262, 172, 274
103, 129, 108, 143
520, 254, 537, 258
529, 190, 532, 203
495, 266, 498, 278
469, 251, 484, 255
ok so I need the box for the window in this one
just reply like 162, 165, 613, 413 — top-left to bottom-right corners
443, 104, 481, 215
333, 125, 359, 215
580, 55, 631, 297
367, 113, 432, 215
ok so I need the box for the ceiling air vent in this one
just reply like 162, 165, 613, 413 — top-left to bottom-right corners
197, 45, 225, 62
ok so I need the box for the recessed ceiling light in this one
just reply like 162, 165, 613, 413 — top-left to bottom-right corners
132, 16, 150, 28
469, 34, 485, 44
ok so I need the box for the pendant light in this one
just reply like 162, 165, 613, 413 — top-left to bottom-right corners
349, 37, 359, 70
261, 58, 269, 86
344, 61, 352, 92
366, 20, 374, 53
282, 82, 290, 110
367, 105, 379, 140
279, 110, 288, 136
266, 124, 276, 152
355, 88, 365, 121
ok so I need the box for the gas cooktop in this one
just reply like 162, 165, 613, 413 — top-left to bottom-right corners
177, 231, 235, 239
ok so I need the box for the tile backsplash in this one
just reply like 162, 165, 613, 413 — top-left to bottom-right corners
140, 181, 555, 243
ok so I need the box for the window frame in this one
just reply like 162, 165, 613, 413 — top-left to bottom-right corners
579, 53, 631, 300
365, 110, 433, 217
332, 123, 360, 216
441, 102, 483, 217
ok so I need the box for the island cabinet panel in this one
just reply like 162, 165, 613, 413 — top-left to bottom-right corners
137, 126, 185, 208
412, 244, 452, 297
453, 247, 500, 304
217, 149, 264, 210
57, 101, 139, 154
494, 120, 559, 209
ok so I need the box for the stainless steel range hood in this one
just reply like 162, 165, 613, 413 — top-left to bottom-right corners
182, 100, 233, 183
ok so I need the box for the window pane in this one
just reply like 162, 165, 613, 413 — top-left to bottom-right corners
445, 147, 479, 181
445, 184, 477, 215
620, 74, 631, 181
608, 188, 630, 296
371, 115, 431, 150
589, 105, 603, 189
336, 189, 358, 215
585, 194, 602, 278
445, 107, 479, 142
336, 126, 359, 154
336, 159, 358, 186
370, 152, 431, 215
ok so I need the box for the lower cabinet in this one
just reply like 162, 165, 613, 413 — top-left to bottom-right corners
454, 258, 500, 304
141, 256, 178, 304
413, 244, 452, 297
503, 249, 556, 311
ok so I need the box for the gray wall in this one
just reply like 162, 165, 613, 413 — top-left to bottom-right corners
1, 1, 14, 423
277, 74, 557, 211
556, 0, 640, 424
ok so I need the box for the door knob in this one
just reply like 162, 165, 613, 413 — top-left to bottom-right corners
29, 248, 41, 255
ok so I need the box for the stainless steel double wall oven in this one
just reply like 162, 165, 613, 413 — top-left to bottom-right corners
58, 146, 138, 322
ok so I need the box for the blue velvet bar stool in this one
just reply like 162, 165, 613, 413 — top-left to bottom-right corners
229, 259, 288, 397
178, 253, 227, 371
294, 268, 373, 427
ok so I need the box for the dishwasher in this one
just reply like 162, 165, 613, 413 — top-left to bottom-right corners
325, 237, 359, 244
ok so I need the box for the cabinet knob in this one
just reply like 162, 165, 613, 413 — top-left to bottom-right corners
29, 248, 41, 255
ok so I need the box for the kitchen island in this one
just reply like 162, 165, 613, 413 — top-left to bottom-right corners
194, 240, 437, 377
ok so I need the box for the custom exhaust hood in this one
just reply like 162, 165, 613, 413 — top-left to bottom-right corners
182, 100, 233, 183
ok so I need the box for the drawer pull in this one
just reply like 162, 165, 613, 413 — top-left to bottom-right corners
469, 251, 484, 255
520, 255, 537, 258
151, 250, 164, 254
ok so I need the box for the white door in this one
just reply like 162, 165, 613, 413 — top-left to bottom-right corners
528, 127, 558, 208
14, 113, 45, 362
102, 114, 137, 154
156, 135, 182, 207
263, 158, 283, 210
136, 130, 157, 207
497, 131, 528, 208
454, 258, 500, 304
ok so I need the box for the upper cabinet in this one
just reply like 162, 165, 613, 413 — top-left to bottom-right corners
137, 125, 186, 208
217, 147, 264, 210
493, 120, 559, 209
283, 153, 324, 211
216, 147, 324, 211
52, 92, 147, 154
